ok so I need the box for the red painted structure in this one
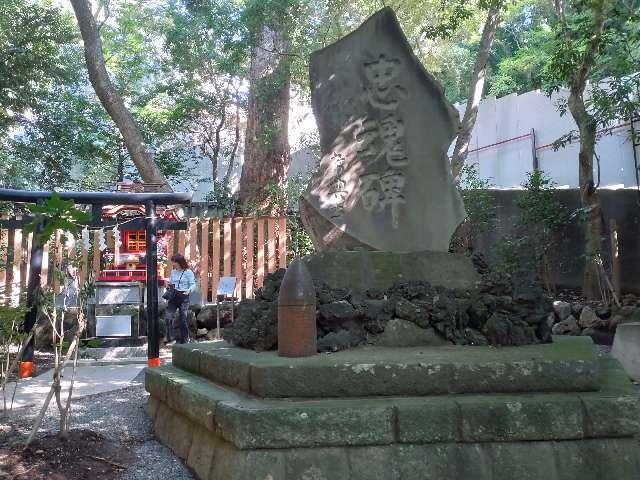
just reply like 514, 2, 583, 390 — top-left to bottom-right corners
96, 183, 177, 285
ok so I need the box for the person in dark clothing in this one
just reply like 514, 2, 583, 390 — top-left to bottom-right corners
165, 254, 196, 344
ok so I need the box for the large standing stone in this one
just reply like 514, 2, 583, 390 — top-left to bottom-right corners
301, 7, 464, 253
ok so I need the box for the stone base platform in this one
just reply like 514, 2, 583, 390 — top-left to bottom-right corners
145, 337, 640, 479
301, 250, 480, 291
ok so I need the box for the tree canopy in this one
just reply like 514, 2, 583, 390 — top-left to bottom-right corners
0, 0, 637, 195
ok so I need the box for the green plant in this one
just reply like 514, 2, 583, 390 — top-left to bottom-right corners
243, 181, 288, 217
0, 305, 29, 355
205, 181, 238, 217
1, 304, 29, 412
24, 192, 92, 247
80, 338, 101, 348
450, 163, 496, 254
497, 170, 568, 292
286, 214, 314, 259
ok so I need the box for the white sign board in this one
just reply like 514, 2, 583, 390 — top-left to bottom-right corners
96, 315, 132, 337
217, 277, 236, 297
96, 285, 141, 305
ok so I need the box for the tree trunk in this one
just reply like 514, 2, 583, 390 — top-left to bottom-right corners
239, 24, 291, 211
210, 103, 226, 182
450, 1, 502, 181
561, 0, 607, 299
224, 103, 241, 187
70, 0, 171, 191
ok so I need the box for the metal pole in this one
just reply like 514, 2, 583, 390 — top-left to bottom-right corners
531, 128, 539, 171
19, 217, 44, 378
216, 299, 220, 340
145, 201, 160, 367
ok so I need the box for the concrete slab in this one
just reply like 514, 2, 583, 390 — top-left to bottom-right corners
612, 322, 640, 381
145, 359, 639, 450
65, 357, 149, 367
8, 363, 146, 409
172, 336, 600, 397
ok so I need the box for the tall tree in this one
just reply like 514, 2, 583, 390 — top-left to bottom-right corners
164, 0, 247, 190
449, 0, 504, 181
0, 0, 76, 132
69, 0, 171, 191
545, 0, 638, 298
238, 0, 298, 210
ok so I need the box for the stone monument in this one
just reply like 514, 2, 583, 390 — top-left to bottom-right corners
301, 7, 463, 253
299, 7, 478, 292
146, 9, 640, 479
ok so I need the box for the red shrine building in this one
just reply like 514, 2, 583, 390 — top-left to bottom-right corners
96, 183, 177, 285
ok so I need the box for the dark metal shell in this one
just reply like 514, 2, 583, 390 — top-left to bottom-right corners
278, 256, 316, 306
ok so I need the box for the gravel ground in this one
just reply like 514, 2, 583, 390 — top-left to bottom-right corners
1, 368, 194, 480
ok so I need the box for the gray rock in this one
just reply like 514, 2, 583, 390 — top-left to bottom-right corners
319, 301, 357, 322
552, 301, 572, 321
196, 302, 238, 330
374, 318, 448, 347
362, 299, 392, 322
223, 300, 278, 351
579, 306, 606, 329
456, 328, 489, 346
552, 315, 580, 335
620, 306, 636, 317
595, 304, 611, 319
317, 330, 364, 352
483, 313, 513, 345
196, 328, 208, 337
482, 313, 537, 346
196, 306, 215, 327
630, 308, 640, 324
301, 7, 464, 253
206, 330, 220, 341
362, 299, 392, 334
609, 314, 625, 329
571, 303, 584, 316
394, 298, 422, 322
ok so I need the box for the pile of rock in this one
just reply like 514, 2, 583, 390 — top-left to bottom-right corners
224, 269, 555, 352
549, 294, 640, 343
192, 304, 236, 340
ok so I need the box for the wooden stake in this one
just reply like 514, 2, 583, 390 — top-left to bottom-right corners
609, 219, 621, 299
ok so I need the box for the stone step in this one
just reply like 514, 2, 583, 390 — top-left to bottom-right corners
152, 420, 640, 480
145, 357, 639, 451
171, 336, 600, 398
79, 345, 148, 360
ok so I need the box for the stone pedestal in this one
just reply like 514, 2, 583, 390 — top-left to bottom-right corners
612, 322, 640, 381
301, 250, 480, 292
145, 337, 640, 479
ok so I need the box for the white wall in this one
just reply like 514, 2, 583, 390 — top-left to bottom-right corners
451, 87, 638, 189
179, 85, 639, 200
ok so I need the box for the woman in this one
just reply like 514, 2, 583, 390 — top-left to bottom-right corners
165, 254, 197, 344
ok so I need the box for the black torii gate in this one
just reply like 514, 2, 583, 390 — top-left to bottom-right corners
0, 188, 192, 374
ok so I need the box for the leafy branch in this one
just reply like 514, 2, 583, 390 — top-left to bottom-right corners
23, 193, 92, 247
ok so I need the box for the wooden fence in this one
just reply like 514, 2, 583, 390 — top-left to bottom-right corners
0, 216, 287, 305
